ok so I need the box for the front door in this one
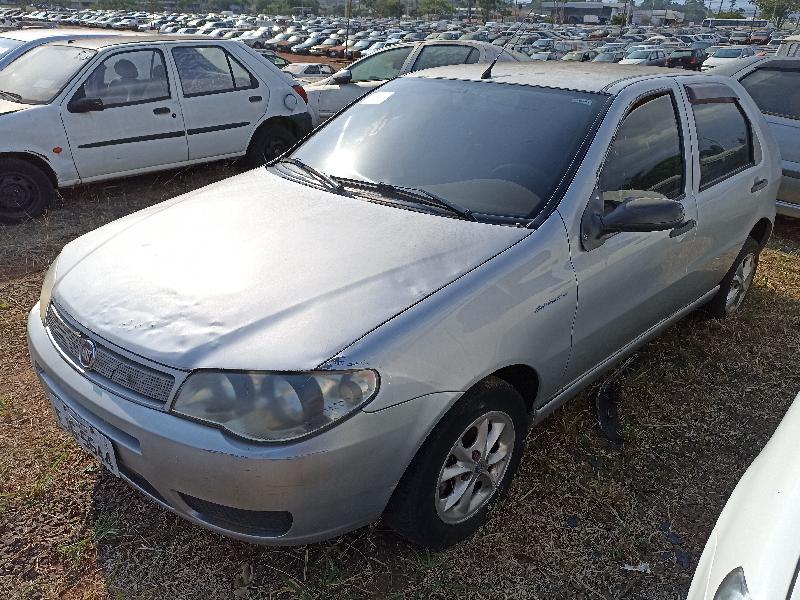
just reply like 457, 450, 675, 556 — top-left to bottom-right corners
169, 44, 269, 161
564, 86, 701, 382
61, 47, 188, 180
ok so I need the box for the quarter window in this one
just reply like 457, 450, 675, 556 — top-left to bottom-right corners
739, 68, 800, 120
348, 46, 413, 82
692, 101, 754, 189
411, 45, 479, 72
74, 49, 170, 108
171, 46, 257, 96
599, 94, 685, 209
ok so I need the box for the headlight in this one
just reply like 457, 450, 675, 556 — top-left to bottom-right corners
714, 567, 751, 600
39, 254, 60, 323
172, 370, 379, 442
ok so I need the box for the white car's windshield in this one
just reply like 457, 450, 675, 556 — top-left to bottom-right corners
0, 44, 95, 104
627, 51, 651, 59
292, 77, 609, 219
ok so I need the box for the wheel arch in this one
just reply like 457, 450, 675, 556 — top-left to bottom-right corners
749, 218, 772, 248
488, 364, 540, 415
247, 115, 305, 156
0, 152, 59, 187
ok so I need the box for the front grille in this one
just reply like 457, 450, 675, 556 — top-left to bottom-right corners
46, 304, 174, 405
179, 493, 293, 537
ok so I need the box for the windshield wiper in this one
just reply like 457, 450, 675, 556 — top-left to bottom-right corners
343, 179, 477, 222
272, 157, 350, 197
0, 90, 22, 102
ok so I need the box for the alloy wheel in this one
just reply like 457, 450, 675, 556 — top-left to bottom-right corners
725, 252, 756, 314
435, 411, 515, 524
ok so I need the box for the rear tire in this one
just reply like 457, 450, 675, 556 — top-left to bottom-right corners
246, 122, 298, 168
706, 236, 760, 319
0, 158, 55, 224
383, 377, 528, 550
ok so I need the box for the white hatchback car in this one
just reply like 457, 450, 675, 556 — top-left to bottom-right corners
0, 35, 311, 223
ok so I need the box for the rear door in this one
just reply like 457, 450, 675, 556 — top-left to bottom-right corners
60, 46, 188, 181
169, 44, 268, 160
737, 61, 800, 209
680, 81, 768, 289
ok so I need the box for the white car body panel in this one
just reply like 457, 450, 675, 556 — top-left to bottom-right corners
687, 392, 800, 600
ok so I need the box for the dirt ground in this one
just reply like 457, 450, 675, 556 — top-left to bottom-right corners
1, 163, 799, 599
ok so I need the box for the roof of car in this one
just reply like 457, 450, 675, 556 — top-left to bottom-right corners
49, 34, 214, 49
407, 62, 681, 94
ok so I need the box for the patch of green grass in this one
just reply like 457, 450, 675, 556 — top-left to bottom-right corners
94, 514, 121, 542
57, 536, 92, 564
0, 394, 12, 420
29, 448, 68, 499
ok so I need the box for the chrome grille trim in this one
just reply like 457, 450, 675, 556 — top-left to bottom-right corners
46, 304, 175, 405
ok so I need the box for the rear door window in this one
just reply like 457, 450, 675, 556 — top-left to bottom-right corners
348, 46, 413, 82
411, 44, 479, 72
171, 46, 257, 96
739, 67, 800, 120
691, 101, 754, 189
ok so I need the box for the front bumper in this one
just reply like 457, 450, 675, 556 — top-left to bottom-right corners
27, 305, 457, 545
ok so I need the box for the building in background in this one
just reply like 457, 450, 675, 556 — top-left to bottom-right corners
631, 8, 685, 25
540, 0, 631, 25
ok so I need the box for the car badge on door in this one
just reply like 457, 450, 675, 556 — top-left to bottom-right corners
78, 338, 97, 370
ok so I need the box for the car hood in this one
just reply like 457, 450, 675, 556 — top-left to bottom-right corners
53, 169, 527, 371
0, 98, 29, 116
619, 58, 646, 64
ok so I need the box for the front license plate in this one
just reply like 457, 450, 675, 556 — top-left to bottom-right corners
49, 394, 119, 477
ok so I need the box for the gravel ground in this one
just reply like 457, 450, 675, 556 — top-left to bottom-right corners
1, 163, 799, 600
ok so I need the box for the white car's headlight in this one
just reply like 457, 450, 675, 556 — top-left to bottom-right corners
714, 567, 751, 600
172, 369, 379, 442
39, 254, 60, 323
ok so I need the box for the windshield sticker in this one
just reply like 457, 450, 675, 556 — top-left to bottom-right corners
361, 91, 394, 105
572, 98, 594, 106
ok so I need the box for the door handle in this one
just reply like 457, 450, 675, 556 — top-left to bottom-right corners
751, 178, 768, 193
248, 95, 263, 103
153, 106, 171, 115
669, 219, 696, 238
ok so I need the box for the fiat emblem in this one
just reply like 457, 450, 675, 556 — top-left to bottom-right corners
78, 338, 97, 370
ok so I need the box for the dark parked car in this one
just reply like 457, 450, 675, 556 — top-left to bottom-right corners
666, 48, 705, 70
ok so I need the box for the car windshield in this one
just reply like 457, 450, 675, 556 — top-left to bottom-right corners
0, 44, 95, 104
291, 77, 609, 220
627, 50, 651, 59
713, 48, 742, 58
0, 37, 23, 58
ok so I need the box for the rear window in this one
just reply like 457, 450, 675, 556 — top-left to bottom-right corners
713, 48, 743, 58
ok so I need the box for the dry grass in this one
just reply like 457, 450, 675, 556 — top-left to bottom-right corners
1, 165, 799, 599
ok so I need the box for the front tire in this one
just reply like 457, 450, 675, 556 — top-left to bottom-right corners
383, 377, 528, 550
706, 236, 760, 318
0, 158, 55, 224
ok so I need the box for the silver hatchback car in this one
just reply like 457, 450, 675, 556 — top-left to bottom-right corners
28, 63, 779, 549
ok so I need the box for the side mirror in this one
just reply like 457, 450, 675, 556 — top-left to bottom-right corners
68, 97, 104, 113
601, 196, 685, 233
581, 192, 685, 251
332, 69, 352, 84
